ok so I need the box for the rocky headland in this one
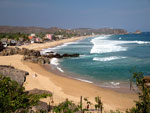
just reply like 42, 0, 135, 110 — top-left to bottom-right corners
0, 47, 79, 64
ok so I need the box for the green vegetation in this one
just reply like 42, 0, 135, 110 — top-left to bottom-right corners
0, 71, 149, 113
0, 33, 29, 41
53, 99, 79, 113
54, 31, 78, 38
95, 96, 103, 112
126, 72, 150, 113
0, 75, 51, 113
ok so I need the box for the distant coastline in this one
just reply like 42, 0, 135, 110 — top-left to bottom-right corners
0, 25, 128, 35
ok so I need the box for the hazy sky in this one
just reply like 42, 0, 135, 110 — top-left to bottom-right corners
0, 0, 150, 31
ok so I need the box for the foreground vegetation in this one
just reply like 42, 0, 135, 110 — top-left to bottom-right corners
0, 71, 150, 113
0, 75, 51, 113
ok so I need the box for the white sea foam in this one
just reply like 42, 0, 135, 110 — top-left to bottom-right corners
75, 78, 93, 83
41, 41, 80, 53
57, 67, 64, 72
132, 41, 150, 44
90, 36, 150, 54
101, 82, 120, 88
90, 36, 127, 54
50, 58, 59, 66
93, 56, 126, 62
50, 58, 64, 72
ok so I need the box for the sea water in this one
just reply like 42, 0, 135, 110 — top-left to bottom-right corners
41, 33, 150, 89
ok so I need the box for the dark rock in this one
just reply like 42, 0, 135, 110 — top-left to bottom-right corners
53, 53, 62, 58
0, 65, 29, 85
62, 53, 79, 57
0, 47, 41, 57
29, 101, 49, 113
27, 89, 52, 113
144, 76, 150, 88
38, 58, 46, 64
0, 47, 79, 64
28, 88, 52, 95
23, 56, 50, 64
144, 76, 150, 82
0, 41, 4, 52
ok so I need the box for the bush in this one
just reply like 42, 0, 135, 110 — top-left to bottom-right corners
53, 99, 79, 113
126, 72, 150, 113
0, 75, 51, 113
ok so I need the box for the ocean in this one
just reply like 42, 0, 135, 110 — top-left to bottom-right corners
41, 33, 150, 90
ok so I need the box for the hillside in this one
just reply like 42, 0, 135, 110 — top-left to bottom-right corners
0, 26, 128, 34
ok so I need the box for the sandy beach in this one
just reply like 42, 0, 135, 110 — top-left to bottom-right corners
0, 36, 138, 112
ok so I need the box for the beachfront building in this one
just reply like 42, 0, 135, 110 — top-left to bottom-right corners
44, 34, 53, 40
54, 35, 64, 40
28, 33, 36, 40
28, 33, 36, 43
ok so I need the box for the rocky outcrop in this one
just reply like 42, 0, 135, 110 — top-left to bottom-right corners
29, 101, 49, 113
0, 41, 4, 52
0, 47, 80, 64
0, 47, 41, 56
23, 55, 50, 64
0, 65, 29, 85
27, 89, 52, 113
144, 76, 150, 88
28, 88, 52, 95
23, 53, 79, 64
62, 53, 79, 57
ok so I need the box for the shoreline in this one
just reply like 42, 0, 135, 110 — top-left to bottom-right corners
43, 63, 135, 94
24, 62, 137, 112
18, 35, 92, 51
0, 36, 138, 112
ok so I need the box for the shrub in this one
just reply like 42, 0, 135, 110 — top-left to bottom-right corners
126, 72, 150, 113
0, 75, 51, 113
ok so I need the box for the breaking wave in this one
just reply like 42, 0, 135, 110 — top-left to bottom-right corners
101, 82, 120, 88
57, 67, 64, 72
75, 78, 93, 84
93, 56, 127, 62
133, 41, 150, 44
50, 58, 64, 72
90, 36, 150, 54
50, 58, 59, 66
90, 35, 127, 54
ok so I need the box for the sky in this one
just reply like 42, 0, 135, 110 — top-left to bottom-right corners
0, 0, 150, 32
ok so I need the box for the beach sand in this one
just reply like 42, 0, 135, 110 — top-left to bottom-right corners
18, 36, 90, 50
0, 36, 138, 112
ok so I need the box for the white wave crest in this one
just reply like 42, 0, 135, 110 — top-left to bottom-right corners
90, 36, 127, 54
41, 41, 80, 53
101, 82, 120, 88
93, 56, 126, 62
133, 41, 150, 44
75, 78, 93, 83
90, 36, 150, 54
57, 67, 64, 72
50, 58, 59, 66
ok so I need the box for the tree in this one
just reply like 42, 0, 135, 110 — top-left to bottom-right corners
53, 99, 79, 113
126, 72, 150, 113
0, 75, 51, 113
95, 96, 103, 113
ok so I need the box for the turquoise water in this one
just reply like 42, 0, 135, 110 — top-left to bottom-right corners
41, 33, 150, 88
